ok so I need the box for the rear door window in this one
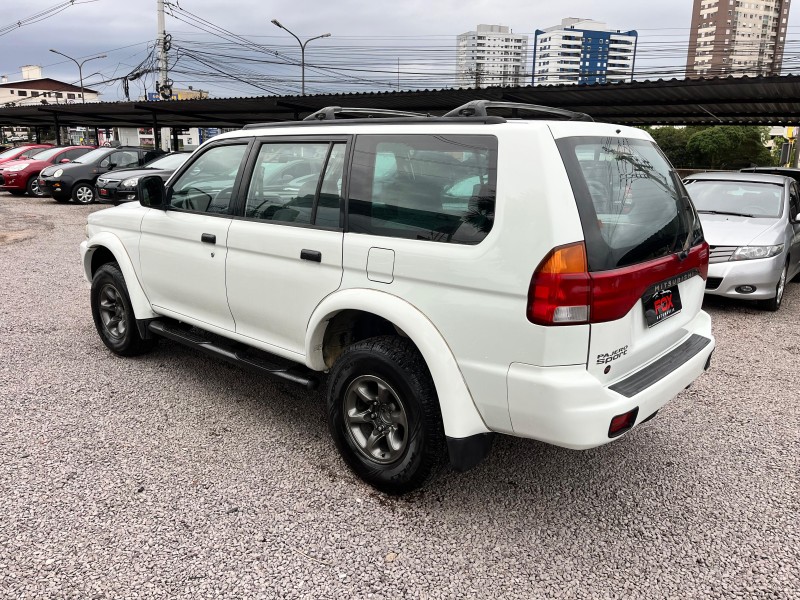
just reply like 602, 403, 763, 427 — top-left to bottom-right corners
243, 141, 344, 227
557, 136, 698, 271
348, 134, 498, 245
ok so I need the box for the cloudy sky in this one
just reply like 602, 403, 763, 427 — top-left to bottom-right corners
1, 0, 799, 100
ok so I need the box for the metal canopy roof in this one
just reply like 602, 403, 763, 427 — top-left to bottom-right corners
2, 74, 800, 129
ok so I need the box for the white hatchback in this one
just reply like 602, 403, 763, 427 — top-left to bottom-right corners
80, 101, 715, 494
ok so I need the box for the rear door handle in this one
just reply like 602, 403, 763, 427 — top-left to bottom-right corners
201, 233, 216, 244
300, 249, 322, 262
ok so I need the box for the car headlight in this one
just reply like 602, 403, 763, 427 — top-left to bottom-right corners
731, 244, 784, 261
5, 164, 28, 172
121, 177, 139, 187
53, 169, 63, 177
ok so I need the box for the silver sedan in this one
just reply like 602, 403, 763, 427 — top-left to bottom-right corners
684, 171, 800, 311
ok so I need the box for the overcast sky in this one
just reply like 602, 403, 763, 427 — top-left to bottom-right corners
1, 0, 799, 100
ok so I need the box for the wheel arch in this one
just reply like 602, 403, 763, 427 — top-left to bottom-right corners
306, 289, 490, 439
82, 233, 157, 320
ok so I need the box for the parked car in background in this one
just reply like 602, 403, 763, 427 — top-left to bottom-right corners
684, 171, 800, 310
38, 146, 163, 204
0, 145, 95, 197
0, 144, 53, 167
96, 151, 192, 204
740, 166, 800, 186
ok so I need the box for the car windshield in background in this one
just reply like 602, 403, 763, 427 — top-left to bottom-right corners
0, 147, 28, 159
73, 148, 113, 164
557, 136, 696, 271
29, 147, 65, 161
685, 180, 783, 219
145, 153, 191, 170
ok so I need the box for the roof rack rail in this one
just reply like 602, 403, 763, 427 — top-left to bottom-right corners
303, 106, 431, 121
444, 100, 593, 122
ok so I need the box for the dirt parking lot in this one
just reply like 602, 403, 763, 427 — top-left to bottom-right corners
0, 194, 798, 599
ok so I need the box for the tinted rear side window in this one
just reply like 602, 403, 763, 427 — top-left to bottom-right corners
557, 136, 696, 271
348, 134, 498, 245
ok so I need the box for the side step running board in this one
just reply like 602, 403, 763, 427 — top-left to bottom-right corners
148, 321, 320, 390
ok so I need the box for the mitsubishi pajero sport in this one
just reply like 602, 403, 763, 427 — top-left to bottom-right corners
80, 101, 715, 494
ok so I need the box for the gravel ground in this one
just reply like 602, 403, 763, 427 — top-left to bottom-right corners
0, 194, 798, 599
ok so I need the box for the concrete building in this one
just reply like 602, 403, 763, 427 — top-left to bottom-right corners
455, 24, 529, 88
532, 18, 638, 86
686, 0, 791, 78
0, 65, 99, 107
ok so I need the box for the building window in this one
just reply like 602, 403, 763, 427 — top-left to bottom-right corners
18, 91, 27, 96
67, 93, 75, 99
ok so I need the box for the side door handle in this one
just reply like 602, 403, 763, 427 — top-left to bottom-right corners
300, 249, 322, 262
201, 233, 216, 244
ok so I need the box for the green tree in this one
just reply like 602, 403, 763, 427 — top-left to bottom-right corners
647, 126, 697, 168
685, 126, 774, 169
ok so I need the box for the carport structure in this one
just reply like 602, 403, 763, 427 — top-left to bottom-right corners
2, 74, 800, 142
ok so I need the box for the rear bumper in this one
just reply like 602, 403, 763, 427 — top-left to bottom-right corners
704, 254, 784, 299
506, 310, 714, 449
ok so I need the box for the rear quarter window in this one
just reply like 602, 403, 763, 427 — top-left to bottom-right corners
557, 136, 698, 271
348, 134, 498, 245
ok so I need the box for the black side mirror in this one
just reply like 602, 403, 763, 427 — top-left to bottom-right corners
138, 175, 167, 208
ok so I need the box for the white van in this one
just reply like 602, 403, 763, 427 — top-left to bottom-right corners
80, 102, 714, 494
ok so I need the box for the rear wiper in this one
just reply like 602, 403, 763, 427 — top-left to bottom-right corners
697, 210, 755, 218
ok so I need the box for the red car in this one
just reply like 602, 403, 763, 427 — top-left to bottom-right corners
0, 144, 53, 167
0, 145, 95, 197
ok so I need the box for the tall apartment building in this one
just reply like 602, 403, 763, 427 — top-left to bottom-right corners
532, 18, 638, 86
686, 0, 791, 77
455, 24, 529, 88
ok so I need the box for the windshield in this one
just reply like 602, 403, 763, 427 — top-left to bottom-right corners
29, 147, 64, 161
74, 148, 113, 164
0, 147, 29, 159
685, 180, 783, 219
145, 152, 191, 170
557, 136, 699, 271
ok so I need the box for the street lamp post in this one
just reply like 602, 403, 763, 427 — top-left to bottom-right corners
49, 49, 107, 103
270, 19, 330, 95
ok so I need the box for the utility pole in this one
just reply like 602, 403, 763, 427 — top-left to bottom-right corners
156, 0, 172, 99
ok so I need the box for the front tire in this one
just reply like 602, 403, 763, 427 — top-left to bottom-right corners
760, 261, 788, 312
90, 263, 155, 356
72, 183, 96, 204
26, 176, 44, 197
327, 336, 446, 495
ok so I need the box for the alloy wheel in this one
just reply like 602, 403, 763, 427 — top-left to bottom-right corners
343, 375, 409, 464
776, 264, 787, 304
98, 284, 127, 339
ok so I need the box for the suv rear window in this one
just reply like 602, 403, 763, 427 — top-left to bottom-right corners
557, 136, 699, 271
348, 134, 498, 245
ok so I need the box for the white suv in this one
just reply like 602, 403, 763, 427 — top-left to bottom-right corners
80, 102, 715, 494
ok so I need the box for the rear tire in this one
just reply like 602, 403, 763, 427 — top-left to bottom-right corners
72, 182, 96, 204
327, 336, 446, 495
760, 261, 788, 312
90, 262, 155, 356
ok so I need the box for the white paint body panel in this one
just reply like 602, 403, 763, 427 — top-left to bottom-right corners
226, 221, 343, 354
139, 210, 235, 331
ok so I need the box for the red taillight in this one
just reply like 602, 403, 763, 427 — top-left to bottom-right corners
527, 243, 591, 325
527, 241, 710, 326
